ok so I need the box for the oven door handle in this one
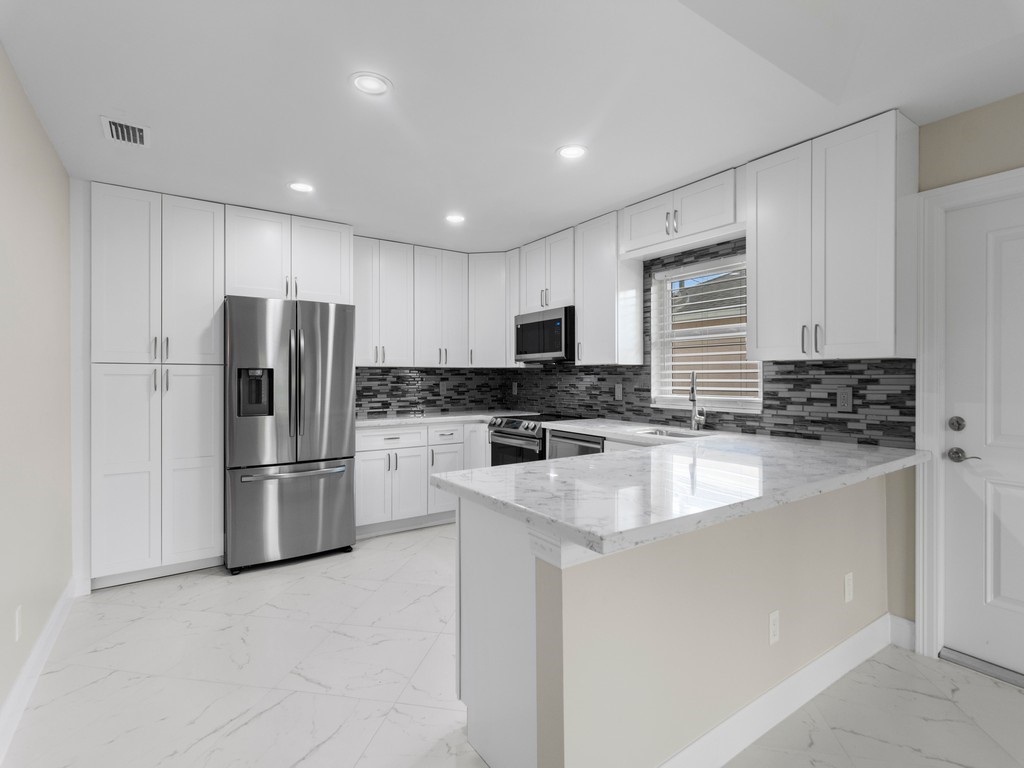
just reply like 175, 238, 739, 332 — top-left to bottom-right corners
488, 432, 542, 452
548, 433, 604, 451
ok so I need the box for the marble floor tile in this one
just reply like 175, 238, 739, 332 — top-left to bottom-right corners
397, 633, 463, 711
724, 745, 854, 768
746, 702, 849, 759
45, 600, 147, 665
343, 581, 456, 633
317, 546, 418, 582
279, 624, 437, 702
389, 535, 458, 587
250, 574, 383, 624
356, 525, 442, 555
352, 703, 486, 768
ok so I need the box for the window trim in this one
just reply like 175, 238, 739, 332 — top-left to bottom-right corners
650, 254, 763, 415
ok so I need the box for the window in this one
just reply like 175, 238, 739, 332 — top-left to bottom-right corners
651, 255, 762, 412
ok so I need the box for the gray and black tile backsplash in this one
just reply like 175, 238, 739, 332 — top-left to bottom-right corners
356, 237, 915, 447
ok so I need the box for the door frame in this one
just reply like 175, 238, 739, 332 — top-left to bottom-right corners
916, 165, 1024, 657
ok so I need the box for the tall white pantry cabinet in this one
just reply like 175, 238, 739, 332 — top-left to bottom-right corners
90, 183, 224, 582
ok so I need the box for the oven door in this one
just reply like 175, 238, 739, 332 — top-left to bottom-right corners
489, 431, 543, 465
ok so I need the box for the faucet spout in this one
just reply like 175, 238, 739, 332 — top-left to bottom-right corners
689, 371, 705, 430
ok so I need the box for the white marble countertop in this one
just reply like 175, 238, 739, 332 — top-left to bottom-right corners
356, 410, 539, 428
432, 428, 929, 557
544, 417, 718, 446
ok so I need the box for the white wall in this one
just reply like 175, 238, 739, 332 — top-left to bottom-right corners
0, 42, 72, 704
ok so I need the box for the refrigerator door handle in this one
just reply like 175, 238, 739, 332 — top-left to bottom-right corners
289, 329, 296, 437
240, 466, 348, 483
298, 329, 305, 436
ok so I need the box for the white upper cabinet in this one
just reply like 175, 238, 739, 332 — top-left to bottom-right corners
354, 237, 415, 367
619, 169, 742, 259
414, 247, 468, 367
224, 206, 291, 299
519, 228, 574, 313
290, 216, 354, 304
746, 111, 918, 361
161, 195, 224, 365
467, 252, 507, 367
573, 212, 642, 366
505, 248, 523, 367
91, 183, 161, 364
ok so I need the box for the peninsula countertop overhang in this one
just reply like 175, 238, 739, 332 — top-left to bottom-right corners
430, 430, 930, 556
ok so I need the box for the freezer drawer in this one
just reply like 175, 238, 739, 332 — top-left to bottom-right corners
225, 458, 354, 570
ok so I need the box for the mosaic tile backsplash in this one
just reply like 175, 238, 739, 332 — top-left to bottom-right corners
356, 237, 915, 447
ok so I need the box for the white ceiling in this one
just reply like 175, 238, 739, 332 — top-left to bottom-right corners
2, 0, 1024, 252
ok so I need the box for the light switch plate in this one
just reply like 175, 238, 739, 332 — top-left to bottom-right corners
614, 384, 623, 401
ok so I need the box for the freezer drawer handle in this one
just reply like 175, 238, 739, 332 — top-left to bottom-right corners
240, 466, 348, 483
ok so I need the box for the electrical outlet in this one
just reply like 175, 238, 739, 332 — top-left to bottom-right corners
769, 610, 780, 646
837, 387, 853, 412
15, 605, 22, 643
614, 383, 623, 401
845, 572, 854, 603
512, 382, 518, 396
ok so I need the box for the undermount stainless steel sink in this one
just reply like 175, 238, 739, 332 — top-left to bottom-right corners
634, 428, 703, 438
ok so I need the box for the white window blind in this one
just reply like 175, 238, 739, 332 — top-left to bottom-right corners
651, 255, 762, 412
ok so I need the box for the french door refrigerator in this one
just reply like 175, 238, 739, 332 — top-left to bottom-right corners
224, 296, 356, 572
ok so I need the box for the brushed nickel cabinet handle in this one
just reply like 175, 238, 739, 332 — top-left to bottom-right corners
374, 346, 378, 364
285, 276, 289, 297
165, 369, 170, 391
673, 209, 679, 233
540, 289, 544, 307
470, 349, 473, 365
814, 324, 822, 354
382, 346, 386, 364
153, 369, 157, 391
665, 211, 670, 236
577, 341, 582, 360
387, 453, 391, 471
153, 336, 158, 360
394, 452, 399, 470
444, 347, 448, 365
293, 278, 298, 297
164, 336, 169, 360
801, 325, 808, 354
430, 448, 435, 465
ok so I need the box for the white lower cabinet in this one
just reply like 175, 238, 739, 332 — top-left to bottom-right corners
463, 423, 490, 469
428, 443, 463, 515
91, 364, 223, 579
354, 443, 429, 526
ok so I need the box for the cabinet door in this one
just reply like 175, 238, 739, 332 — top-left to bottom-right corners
353, 237, 380, 366
672, 169, 736, 238
463, 423, 490, 469
291, 217, 354, 304
355, 450, 392, 526
813, 112, 897, 359
378, 241, 415, 366
441, 250, 469, 367
91, 183, 161, 364
162, 196, 224, 365
391, 446, 429, 520
429, 443, 463, 514
545, 229, 575, 308
505, 249, 523, 367
161, 365, 224, 565
468, 252, 507, 367
414, 246, 443, 366
745, 143, 813, 361
519, 238, 547, 313
618, 191, 673, 253
574, 213, 618, 365
91, 364, 162, 577
225, 206, 292, 299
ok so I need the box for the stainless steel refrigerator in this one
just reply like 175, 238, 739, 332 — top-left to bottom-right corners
224, 296, 356, 572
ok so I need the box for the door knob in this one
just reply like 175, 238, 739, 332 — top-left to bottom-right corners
947, 447, 981, 463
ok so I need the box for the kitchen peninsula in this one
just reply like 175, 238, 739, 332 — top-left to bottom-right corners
432, 427, 928, 768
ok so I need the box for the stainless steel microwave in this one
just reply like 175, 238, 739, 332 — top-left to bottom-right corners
514, 306, 575, 363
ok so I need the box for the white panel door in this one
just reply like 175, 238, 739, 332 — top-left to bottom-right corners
225, 206, 291, 299
378, 241, 415, 366
463, 423, 490, 469
441, 250, 469, 367
944, 195, 1024, 677
813, 112, 896, 359
545, 229, 575, 309
353, 236, 380, 366
161, 195, 224, 365
506, 249, 522, 367
574, 213, 617, 365
291, 216, 354, 304
414, 246, 443, 366
745, 143, 813, 361
391, 446, 428, 520
429, 443, 464, 514
672, 169, 736, 238
618, 191, 674, 253
519, 238, 547, 313
91, 183, 161, 364
355, 450, 392, 526
468, 252, 507, 367
161, 365, 223, 564
91, 364, 162, 577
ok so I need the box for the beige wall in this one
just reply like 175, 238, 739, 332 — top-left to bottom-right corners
0, 44, 71, 703
548, 478, 890, 768
886, 468, 915, 621
920, 91, 1024, 191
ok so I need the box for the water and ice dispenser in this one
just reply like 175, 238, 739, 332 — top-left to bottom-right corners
237, 368, 273, 417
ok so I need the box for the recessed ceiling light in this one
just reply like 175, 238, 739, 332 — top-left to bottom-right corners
446, 213, 465, 224
557, 144, 587, 160
289, 182, 314, 193
351, 72, 392, 96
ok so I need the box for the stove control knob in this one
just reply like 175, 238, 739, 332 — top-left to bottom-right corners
527, 421, 536, 431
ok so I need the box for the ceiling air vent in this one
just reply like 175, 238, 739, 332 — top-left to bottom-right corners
101, 116, 149, 147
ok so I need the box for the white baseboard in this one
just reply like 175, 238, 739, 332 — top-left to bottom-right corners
0, 578, 75, 764
661, 614, 894, 768
889, 615, 916, 651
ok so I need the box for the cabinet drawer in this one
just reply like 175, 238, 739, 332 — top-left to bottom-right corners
356, 427, 428, 452
429, 424, 464, 444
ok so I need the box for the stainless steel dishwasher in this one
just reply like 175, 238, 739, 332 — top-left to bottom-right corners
546, 429, 605, 458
